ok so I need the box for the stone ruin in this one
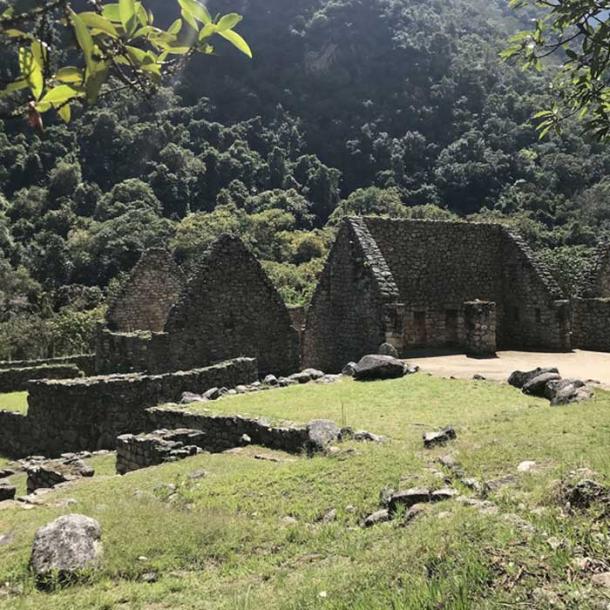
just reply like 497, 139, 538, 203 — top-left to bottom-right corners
97, 235, 300, 377
303, 217, 572, 372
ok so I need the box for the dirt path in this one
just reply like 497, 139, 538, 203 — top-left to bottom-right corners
409, 349, 610, 388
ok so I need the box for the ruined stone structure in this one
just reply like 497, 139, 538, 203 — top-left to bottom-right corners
97, 237, 300, 378
580, 241, 610, 299
164, 235, 300, 377
106, 248, 185, 333
304, 218, 571, 371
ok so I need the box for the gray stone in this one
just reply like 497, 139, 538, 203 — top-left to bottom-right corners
235, 385, 248, 394
263, 374, 278, 386
431, 488, 458, 502
522, 372, 562, 397
0, 484, 16, 501
404, 504, 428, 524
278, 376, 298, 387
302, 368, 324, 380
341, 362, 357, 376
544, 378, 585, 401
592, 572, 610, 589
353, 355, 406, 381
388, 488, 431, 514
289, 372, 313, 384
363, 509, 390, 527
30, 514, 103, 587
353, 430, 387, 443
180, 392, 203, 404
508, 367, 559, 389
423, 427, 457, 449
0, 468, 15, 479
203, 387, 220, 401
306, 420, 341, 453
377, 342, 399, 358
548, 380, 593, 406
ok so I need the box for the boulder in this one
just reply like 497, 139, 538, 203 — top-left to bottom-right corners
0, 483, 16, 502
203, 387, 220, 401
301, 368, 325, 380
341, 362, 357, 377
362, 509, 390, 527
0, 468, 16, 479
288, 372, 312, 384
377, 342, 399, 358
30, 514, 103, 588
548, 380, 593, 406
508, 367, 559, 389
543, 378, 585, 401
522, 372, 562, 397
263, 374, 278, 386
353, 355, 406, 381
180, 392, 203, 404
423, 427, 457, 449
306, 420, 341, 454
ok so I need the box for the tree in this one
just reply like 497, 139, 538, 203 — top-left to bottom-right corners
503, 0, 610, 139
0, 0, 251, 126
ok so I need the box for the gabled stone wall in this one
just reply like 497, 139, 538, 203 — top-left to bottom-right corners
106, 248, 185, 333
580, 242, 610, 298
165, 235, 300, 377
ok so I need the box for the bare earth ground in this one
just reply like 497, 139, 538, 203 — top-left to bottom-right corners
409, 349, 610, 388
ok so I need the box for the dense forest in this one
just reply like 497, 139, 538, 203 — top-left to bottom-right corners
0, 0, 609, 359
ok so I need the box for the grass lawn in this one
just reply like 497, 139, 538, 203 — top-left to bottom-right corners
0, 391, 29, 415
0, 375, 608, 609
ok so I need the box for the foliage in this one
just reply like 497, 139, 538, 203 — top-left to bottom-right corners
0, 0, 251, 125
503, 0, 610, 139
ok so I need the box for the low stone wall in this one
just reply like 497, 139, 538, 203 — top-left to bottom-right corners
571, 298, 610, 352
0, 355, 95, 376
95, 327, 155, 374
0, 358, 257, 459
464, 301, 497, 357
116, 429, 205, 474
0, 363, 83, 393
146, 407, 311, 454
0, 410, 32, 457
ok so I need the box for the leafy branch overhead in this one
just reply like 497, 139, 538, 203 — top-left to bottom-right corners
0, 0, 252, 126
503, 0, 610, 140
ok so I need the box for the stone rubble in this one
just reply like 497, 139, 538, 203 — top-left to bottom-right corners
508, 367, 594, 406
423, 427, 457, 449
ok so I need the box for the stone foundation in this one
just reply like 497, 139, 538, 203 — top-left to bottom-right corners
0, 363, 83, 393
116, 429, 206, 474
25, 456, 94, 494
464, 301, 497, 356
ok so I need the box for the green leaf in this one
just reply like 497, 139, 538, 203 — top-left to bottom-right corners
199, 23, 217, 41
57, 104, 71, 123
70, 10, 95, 72
84, 61, 109, 104
0, 78, 28, 98
216, 13, 242, 32
39, 84, 80, 106
55, 66, 84, 84
18, 46, 44, 100
168, 19, 182, 35
119, 0, 138, 35
178, 0, 211, 25
219, 29, 252, 58
180, 8, 198, 32
101, 4, 121, 22
79, 13, 119, 38
125, 46, 156, 66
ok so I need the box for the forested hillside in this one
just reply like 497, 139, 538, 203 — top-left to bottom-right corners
0, 0, 608, 359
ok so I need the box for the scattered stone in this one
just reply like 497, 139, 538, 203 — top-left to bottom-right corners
0, 468, 16, 479
460, 477, 488, 496
180, 392, 203, 404
377, 342, 399, 358
457, 497, 499, 514
203, 387, 220, 401
341, 362, 357, 377
431, 488, 459, 502
0, 484, 16, 502
188, 469, 208, 480
546, 536, 564, 551
379, 487, 395, 508
218, 387, 229, 396
0, 532, 14, 545
288, 371, 313, 384
508, 367, 559, 389
235, 385, 248, 394
561, 477, 609, 510
363, 509, 390, 527
26, 458, 94, 494
353, 430, 387, 443
306, 420, 341, 453
550, 383, 594, 406
141, 571, 158, 583
320, 509, 337, 524
403, 504, 428, 524
302, 368, 325, 380
522, 372, 562, 397
30, 514, 103, 588
316, 374, 342, 384
240, 434, 252, 445
423, 427, 457, 449
473, 374, 486, 381
281, 516, 298, 525
353, 354, 407, 381
278, 376, 298, 387
388, 488, 431, 514
591, 572, 610, 589
517, 460, 538, 473
263, 374, 278, 386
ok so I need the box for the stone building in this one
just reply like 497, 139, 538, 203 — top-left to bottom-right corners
106, 248, 186, 332
164, 234, 300, 377
579, 241, 610, 298
303, 217, 571, 372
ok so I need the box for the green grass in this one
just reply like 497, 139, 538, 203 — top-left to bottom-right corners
0, 391, 29, 415
0, 375, 609, 609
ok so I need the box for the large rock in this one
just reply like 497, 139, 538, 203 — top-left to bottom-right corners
388, 488, 431, 514
508, 367, 559, 389
0, 483, 16, 502
522, 372, 562, 397
30, 514, 103, 587
546, 379, 593, 406
423, 427, 457, 449
306, 420, 341, 454
353, 355, 406, 381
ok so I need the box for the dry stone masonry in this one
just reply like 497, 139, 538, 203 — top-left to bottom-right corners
304, 217, 572, 371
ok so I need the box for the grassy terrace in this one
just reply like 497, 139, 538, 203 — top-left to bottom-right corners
0, 391, 29, 415
0, 375, 608, 609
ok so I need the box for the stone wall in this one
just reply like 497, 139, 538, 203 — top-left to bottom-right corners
0, 358, 257, 458
0, 363, 83, 393
571, 298, 610, 352
0, 355, 95, 376
95, 327, 155, 374
580, 242, 610, 298
165, 235, 300, 377
146, 407, 311, 454
106, 248, 185, 333
303, 219, 401, 371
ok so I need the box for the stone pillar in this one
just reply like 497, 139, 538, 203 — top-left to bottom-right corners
464, 301, 497, 357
